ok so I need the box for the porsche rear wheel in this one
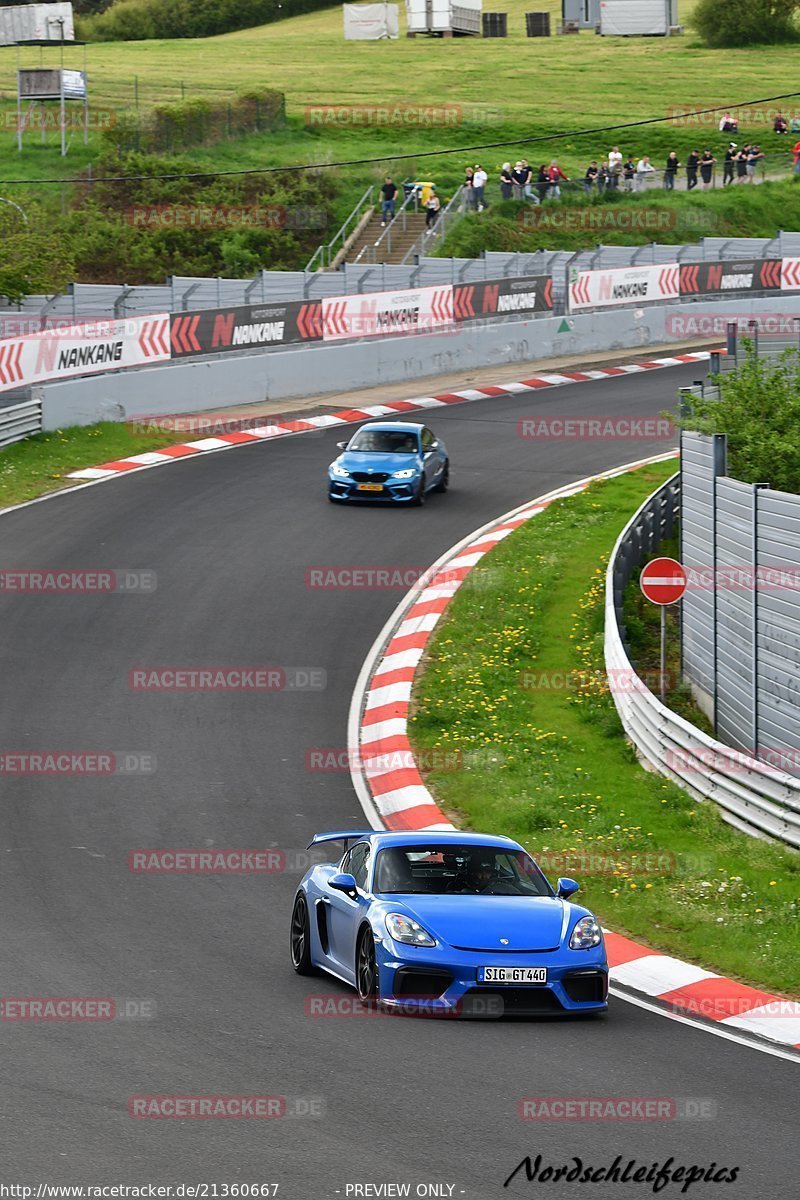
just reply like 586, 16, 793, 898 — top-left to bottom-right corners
290, 893, 315, 975
356, 928, 379, 1005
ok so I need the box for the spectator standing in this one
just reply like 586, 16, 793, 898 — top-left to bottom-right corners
747, 144, 764, 181
536, 164, 549, 203
584, 161, 599, 192
622, 155, 636, 192
473, 164, 488, 211
793, 139, 800, 176
664, 152, 680, 190
512, 161, 526, 201
462, 167, 475, 211
500, 162, 514, 200
547, 160, 568, 199
736, 145, 749, 183
521, 160, 534, 200
774, 112, 789, 135
608, 146, 623, 190
685, 149, 700, 191
425, 186, 441, 228
380, 176, 398, 226
597, 161, 610, 194
722, 143, 737, 186
635, 155, 655, 191
699, 149, 716, 189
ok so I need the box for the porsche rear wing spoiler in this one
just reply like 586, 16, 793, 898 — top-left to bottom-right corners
307, 830, 375, 849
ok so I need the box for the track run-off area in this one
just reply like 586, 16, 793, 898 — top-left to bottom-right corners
0, 362, 797, 1198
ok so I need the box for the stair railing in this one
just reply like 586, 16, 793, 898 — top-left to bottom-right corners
305, 185, 375, 272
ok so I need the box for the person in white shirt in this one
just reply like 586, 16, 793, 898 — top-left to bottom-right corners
473, 165, 488, 211
607, 146, 623, 190
635, 156, 655, 191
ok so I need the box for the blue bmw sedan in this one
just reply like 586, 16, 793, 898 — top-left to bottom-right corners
328, 421, 449, 505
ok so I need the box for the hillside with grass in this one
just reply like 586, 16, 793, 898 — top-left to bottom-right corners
1, 0, 800, 289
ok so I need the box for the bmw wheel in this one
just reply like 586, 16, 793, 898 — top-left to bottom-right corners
290, 893, 315, 975
356, 928, 379, 1005
433, 462, 449, 493
411, 475, 427, 507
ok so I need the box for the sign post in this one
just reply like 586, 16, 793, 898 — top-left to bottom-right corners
639, 557, 688, 702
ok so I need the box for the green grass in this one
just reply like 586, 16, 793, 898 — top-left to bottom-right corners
410, 461, 800, 995
0, 422, 198, 508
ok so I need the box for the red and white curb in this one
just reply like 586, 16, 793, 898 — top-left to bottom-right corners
347, 455, 800, 1058
65, 352, 712, 481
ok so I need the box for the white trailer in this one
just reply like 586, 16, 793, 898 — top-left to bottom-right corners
599, 0, 676, 35
405, 0, 482, 36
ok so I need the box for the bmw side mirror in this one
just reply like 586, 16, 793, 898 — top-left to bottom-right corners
336, 441, 348, 450
329, 871, 358, 896
556, 877, 580, 899
430, 440, 440, 450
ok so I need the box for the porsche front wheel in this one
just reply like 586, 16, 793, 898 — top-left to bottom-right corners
356, 928, 379, 1005
290, 893, 315, 975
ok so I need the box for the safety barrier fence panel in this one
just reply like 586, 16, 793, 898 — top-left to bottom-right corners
606, 474, 800, 846
0, 395, 41, 448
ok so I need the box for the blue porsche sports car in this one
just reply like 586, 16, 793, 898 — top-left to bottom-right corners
290, 830, 608, 1016
328, 420, 449, 505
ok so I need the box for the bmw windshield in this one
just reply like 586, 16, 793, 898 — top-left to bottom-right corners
347, 430, 419, 453
374, 845, 551, 897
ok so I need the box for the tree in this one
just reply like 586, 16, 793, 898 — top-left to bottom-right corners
694, 0, 800, 46
673, 343, 800, 494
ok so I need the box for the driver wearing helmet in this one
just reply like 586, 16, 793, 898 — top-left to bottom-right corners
464, 857, 495, 892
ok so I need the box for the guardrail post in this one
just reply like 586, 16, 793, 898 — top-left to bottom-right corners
748, 319, 759, 358
710, 351, 721, 375
752, 483, 767, 759
726, 321, 737, 365
711, 433, 728, 733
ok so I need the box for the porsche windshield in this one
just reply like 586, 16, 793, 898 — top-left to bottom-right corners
348, 430, 419, 454
374, 845, 551, 897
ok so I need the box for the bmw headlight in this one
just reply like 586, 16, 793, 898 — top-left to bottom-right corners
391, 468, 418, 479
331, 463, 350, 478
569, 916, 602, 950
385, 913, 435, 947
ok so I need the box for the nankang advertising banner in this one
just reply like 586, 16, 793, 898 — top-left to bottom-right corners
322, 286, 454, 342
0, 315, 170, 393
680, 259, 782, 296
169, 301, 322, 357
569, 264, 679, 311
453, 275, 553, 320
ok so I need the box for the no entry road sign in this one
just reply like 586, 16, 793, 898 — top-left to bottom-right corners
640, 557, 687, 606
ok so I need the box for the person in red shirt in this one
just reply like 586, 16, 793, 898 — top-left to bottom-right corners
546, 160, 569, 200
793, 139, 800, 176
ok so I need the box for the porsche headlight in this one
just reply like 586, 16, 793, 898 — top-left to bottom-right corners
391, 468, 418, 479
569, 916, 602, 950
385, 913, 435, 947
331, 463, 350, 478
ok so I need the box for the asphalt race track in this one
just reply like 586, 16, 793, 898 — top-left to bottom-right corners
1, 363, 797, 1198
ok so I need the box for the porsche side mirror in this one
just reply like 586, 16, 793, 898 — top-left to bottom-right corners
329, 871, 358, 896
556, 877, 580, 899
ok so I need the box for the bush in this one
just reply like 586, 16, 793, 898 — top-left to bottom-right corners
78, 0, 334, 42
674, 344, 800, 494
102, 90, 286, 154
693, 0, 800, 46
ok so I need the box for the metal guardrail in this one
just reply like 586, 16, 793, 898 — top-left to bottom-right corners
352, 185, 419, 266
605, 473, 800, 847
0, 394, 41, 448
305, 185, 375, 272
401, 186, 463, 265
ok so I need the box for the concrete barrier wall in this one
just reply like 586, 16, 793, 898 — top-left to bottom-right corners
38, 297, 800, 429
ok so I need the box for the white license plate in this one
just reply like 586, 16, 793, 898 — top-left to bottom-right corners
477, 966, 547, 985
